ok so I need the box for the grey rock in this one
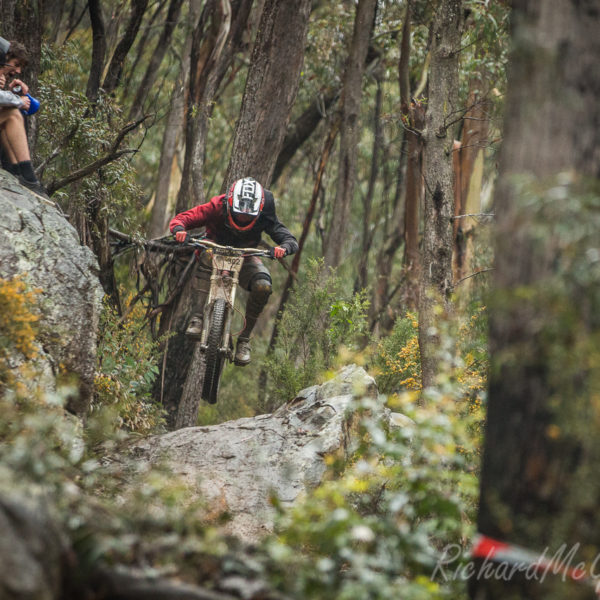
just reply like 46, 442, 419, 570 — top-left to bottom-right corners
0, 493, 67, 600
130, 365, 386, 542
0, 172, 103, 414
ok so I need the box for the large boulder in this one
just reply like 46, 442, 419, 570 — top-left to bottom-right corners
130, 365, 385, 542
0, 172, 103, 414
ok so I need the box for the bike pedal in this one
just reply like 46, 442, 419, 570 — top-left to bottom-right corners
233, 357, 251, 367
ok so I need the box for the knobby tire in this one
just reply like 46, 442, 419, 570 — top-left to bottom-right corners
202, 299, 227, 404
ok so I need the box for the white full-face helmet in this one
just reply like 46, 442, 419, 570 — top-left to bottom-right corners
226, 177, 265, 231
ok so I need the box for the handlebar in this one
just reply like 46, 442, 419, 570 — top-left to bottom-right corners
187, 238, 273, 258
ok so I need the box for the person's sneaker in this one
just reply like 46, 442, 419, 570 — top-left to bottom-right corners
185, 316, 203, 339
18, 176, 50, 200
234, 338, 251, 366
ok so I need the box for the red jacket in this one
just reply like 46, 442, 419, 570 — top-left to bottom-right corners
169, 192, 298, 255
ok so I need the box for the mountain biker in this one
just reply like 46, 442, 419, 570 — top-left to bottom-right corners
170, 177, 298, 365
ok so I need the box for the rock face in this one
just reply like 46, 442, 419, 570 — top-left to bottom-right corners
131, 365, 384, 541
0, 172, 103, 414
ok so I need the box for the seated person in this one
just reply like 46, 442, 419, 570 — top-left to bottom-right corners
0, 40, 47, 198
170, 177, 298, 365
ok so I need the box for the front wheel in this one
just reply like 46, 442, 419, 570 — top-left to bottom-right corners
201, 299, 227, 404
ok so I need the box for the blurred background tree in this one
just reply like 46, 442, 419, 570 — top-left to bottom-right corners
472, 0, 600, 598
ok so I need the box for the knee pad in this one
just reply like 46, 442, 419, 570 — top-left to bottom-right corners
250, 275, 272, 299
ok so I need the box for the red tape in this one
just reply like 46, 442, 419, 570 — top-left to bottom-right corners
471, 533, 599, 594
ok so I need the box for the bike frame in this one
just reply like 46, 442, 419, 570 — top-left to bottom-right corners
190, 239, 270, 360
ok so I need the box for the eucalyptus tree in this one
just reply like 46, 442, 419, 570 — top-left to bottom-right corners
418, 0, 462, 388
176, 0, 255, 212
323, 0, 378, 269
222, 0, 313, 188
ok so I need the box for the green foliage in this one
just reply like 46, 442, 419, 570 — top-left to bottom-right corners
36, 43, 145, 232
462, 1, 510, 88
265, 390, 480, 600
94, 298, 165, 433
263, 260, 369, 407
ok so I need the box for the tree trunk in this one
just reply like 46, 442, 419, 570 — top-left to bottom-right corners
159, 0, 260, 424
1, 0, 43, 153
148, 77, 186, 239
257, 118, 339, 408
368, 0, 411, 333
176, 0, 252, 212
119, 0, 167, 105
153, 254, 200, 427
88, 183, 122, 315
86, 0, 107, 103
102, 0, 149, 95
402, 100, 425, 310
223, 0, 312, 189
172, 0, 312, 421
128, 0, 184, 121
399, 0, 424, 311
0, 0, 42, 88
268, 119, 339, 353
271, 88, 340, 185
471, 1, 600, 599
417, 0, 462, 389
323, 0, 378, 269
354, 73, 382, 293
148, 28, 193, 238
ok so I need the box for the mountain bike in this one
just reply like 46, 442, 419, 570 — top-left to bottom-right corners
175, 239, 272, 425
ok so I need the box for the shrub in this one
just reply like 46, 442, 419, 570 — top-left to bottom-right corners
0, 276, 41, 391
263, 259, 369, 408
93, 297, 165, 433
265, 389, 480, 600
373, 306, 488, 406
373, 312, 422, 394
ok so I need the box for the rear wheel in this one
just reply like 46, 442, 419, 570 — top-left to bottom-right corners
201, 299, 227, 404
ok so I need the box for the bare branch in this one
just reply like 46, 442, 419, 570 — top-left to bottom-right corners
48, 149, 136, 194
47, 116, 151, 194
454, 267, 494, 286
451, 213, 495, 220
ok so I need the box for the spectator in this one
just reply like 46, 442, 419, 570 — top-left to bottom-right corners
0, 40, 48, 198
